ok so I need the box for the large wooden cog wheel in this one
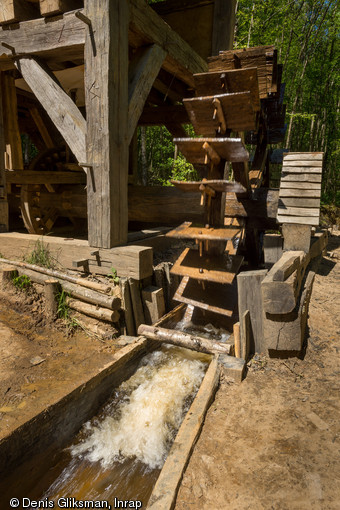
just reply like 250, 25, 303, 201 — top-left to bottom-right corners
20, 147, 82, 235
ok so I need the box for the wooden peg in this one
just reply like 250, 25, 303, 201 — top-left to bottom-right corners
212, 97, 227, 134
202, 142, 221, 166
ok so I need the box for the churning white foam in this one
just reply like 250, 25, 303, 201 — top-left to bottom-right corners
71, 347, 207, 470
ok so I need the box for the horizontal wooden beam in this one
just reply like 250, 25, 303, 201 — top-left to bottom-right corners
129, 0, 208, 87
39, 0, 83, 17
0, 10, 85, 59
15, 57, 86, 163
5, 170, 85, 184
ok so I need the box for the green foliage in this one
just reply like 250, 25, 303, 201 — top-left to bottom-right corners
12, 274, 32, 290
235, 0, 339, 205
25, 239, 56, 269
108, 267, 120, 285
57, 289, 79, 331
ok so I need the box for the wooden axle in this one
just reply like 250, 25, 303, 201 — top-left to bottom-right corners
138, 324, 232, 356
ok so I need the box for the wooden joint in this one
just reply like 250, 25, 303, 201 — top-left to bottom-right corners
202, 142, 221, 166
212, 98, 227, 134
1, 42, 15, 55
72, 259, 89, 272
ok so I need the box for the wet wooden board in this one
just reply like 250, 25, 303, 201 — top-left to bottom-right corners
173, 137, 249, 164
166, 222, 242, 241
193, 68, 260, 111
171, 179, 247, 194
173, 276, 237, 317
171, 248, 243, 284
183, 92, 256, 135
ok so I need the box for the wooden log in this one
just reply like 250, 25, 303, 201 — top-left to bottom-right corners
44, 278, 60, 319
65, 297, 120, 323
233, 321, 241, 358
237, 270, 267, 355
1, 265, 17, 285
142, 286, 165, 325
138, 324, 232, 356
85, 0, 129, 248
15, 57, 86, 164
0, 257, 112, 293
129, 278, 145, 330
128, 44, 166, 144
14, 267, 121, 310
39, 0, 82, 17
0, 0, 39, 24
120, 277, 136, 336
272, 253, 301, 281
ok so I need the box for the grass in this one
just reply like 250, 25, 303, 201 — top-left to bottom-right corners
12, 274, 32, 290
25, 238, 56, 269
107, 267, 120, 285
57, 289, 80, 332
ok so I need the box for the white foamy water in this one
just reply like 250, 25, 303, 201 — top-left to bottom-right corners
71, 347, 208, 469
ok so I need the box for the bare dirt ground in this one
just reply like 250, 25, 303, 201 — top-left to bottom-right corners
175, 232, 340, 510
0, 288, 118, 439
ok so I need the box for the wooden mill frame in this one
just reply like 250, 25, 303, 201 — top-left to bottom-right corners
0, 0, 236, 248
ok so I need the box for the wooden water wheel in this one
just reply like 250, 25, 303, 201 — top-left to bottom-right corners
20, 147, 86, 234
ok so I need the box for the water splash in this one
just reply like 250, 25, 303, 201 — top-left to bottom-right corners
71, 347, 208, 470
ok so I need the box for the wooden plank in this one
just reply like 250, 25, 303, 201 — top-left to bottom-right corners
184, 91, 256, 134
5, 170, 86, 184
233, 321, 241, 358
120, 277, 136, 336
279, 197, 320, 208
212, 0, 236, 54
0, 72, 8, 231
128, 44, 166, 144
237, 270, 267, 354
171, 247, 243, 284
166, 221, 241, 241
0, 0, 39, 24
2, 73, 23, 170
277, 215, 319, 226
283, 153, 323, 161
171, 179, 246, 194
0, 10, 85, 58
283, 160, 322, 167
173, 275, 237, 317
272, 253, 301, 282
129, 0, 208, 88
280, 173, 322, 183
194, 67, 260, 111
128, 185, 204, 225
39, 0, 82, 17
280, 166, 322, 174
263, 234, 282, 268
15, 58, 86, 163
277, 206, 320, 217
280, 182, 321, 190
174, 137, 249, 163
85, 0, 129, 248
142, 286, 165, 325
241, 310, 251, 361
129, 277, 145, 330
0, 232, 153, 279
279, 189, 321, 198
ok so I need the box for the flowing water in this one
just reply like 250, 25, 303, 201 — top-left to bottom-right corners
25, 345, 210, 507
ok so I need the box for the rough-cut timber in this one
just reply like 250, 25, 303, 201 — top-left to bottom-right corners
128, 44, 166, 144
15, 57, 86, 163
39, 0, 83, 17
212, 0, 237, 55
173, 137, 249, 164
0, 72, 8, 231
85, 0, 129, 248
282, 224, 312, 253
237, 270, 268, 355
0, 0, 39, 24
2, 74, 23, 170
138, 324, 232, 356
0, 10, 85, 61
129, 0, 208, 88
